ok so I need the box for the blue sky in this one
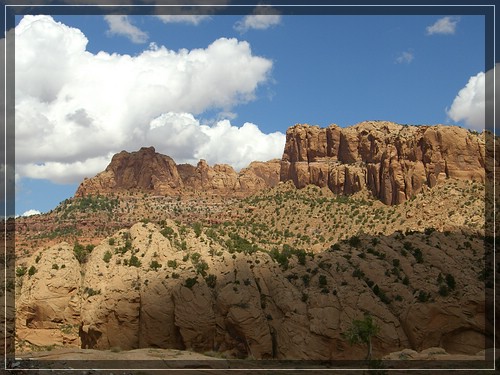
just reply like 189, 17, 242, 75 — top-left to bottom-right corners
12, 10, 488, 216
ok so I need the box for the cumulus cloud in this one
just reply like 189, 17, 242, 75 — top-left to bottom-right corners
147, 113, 285, 170
104, 15, 149, 43
426, 16, 459, 35
15, 15, 279, 184
395, 50, 414, 64
234, 6, 282, 33
447, 71, 485, 131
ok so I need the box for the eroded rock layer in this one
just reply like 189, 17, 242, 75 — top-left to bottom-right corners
16, 221, 490, 360
75, 147, 281, 197
280, 121, 486, 204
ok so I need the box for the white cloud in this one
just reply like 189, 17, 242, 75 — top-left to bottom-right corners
447, 71, 485, 131
15, 15, 278, 183
234, 7, 282, 33
147, 112, 285, 170
426, 16, 459, 35
155, 15, 210, 25
17, 155, 116, 184
395, 50, 414, 64
21, 209, 41, 217
197, 120, 285, 170
104, 15, 149, 43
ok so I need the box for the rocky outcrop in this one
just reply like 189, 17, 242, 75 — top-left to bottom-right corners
16, 243, 82, 348
75, 147, 280, 197
16, 221, 490, 360
75, 122, 490, 205
280, 122, 487, 204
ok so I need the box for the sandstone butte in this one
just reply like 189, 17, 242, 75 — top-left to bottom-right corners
75, 146, 281, 198
75, 121, 490, 205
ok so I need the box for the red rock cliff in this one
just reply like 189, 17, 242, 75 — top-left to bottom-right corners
280, 121, 486, 205
75, 147, 280, 197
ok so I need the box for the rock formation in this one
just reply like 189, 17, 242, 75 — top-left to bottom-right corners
280, 121, 487, 204
16, 220, 490, 360
76, 121, 490, 205
16, 243, 81, 348
75, 147, 280, 197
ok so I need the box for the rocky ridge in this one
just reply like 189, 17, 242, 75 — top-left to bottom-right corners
75, 147, 280, 198
74, 122, 489, 207
280, 121, 487, 205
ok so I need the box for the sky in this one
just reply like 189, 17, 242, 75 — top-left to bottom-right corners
10, 8, 489, 217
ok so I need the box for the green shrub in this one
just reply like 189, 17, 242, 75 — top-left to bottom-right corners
150, 260, 162, 271
190, 252, 201, 263
28, 265, 37, 276
73, 242, 89, 264
160, 227, 174, 238
185, 277, 198, 288
438, 285, 449, 296
417, 290, 430, 302
205, 274, 217, 288
424, 227, 435, 235
84, 287, 100, 297
129, 255, 141, 268
192, 222, 202, 237
301, 274, 310, 287
195, 261, 209, 277
412, 248, 424, 263
348, 235, 361, 248
16, 266, 27, 277
352, 268, 365, 279
445, 274, 456, 290
319, 275, 327, 287
330, 243, 340, 251
103, 250, 112, 263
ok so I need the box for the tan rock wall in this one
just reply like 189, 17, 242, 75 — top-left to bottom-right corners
280, 122, 487, 204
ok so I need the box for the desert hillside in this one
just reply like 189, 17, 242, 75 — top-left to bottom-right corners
7, 121, 497, 369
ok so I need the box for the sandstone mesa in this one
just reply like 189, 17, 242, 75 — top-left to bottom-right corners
75, 121, 489, 206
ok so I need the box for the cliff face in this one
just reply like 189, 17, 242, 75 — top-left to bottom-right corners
16, 221, 488, 360
75, 121, 489, 205
280, 121, 486, 205
75, 147, 280, 197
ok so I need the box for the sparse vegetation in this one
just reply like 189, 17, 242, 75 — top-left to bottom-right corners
343, 314, 380, 360
14, 170, 487, 361
103, 250, 112, 263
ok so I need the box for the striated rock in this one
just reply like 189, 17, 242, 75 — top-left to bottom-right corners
75, 147, 280, 198
16, 243, 82, 348
280, 121, 487, 204
15, 219, 489, 360
402, 299, 486, 354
